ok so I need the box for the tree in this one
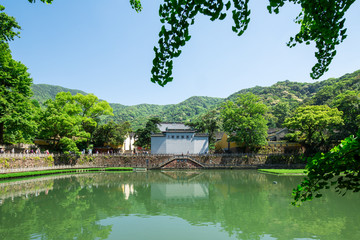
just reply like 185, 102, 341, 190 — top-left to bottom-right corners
73, 93, 113, 146
292, 131, 360, 205
284, 105, 344, 155
38, 92, 113, 153
0, 6, 37, 144
272, 102, 291, 128
93, 121, 132, 147
221, 93, 268, 151
0, 5, 21, 43
0, 43, 37, 144
151, 0, 356, 86
134, 117, 161, 149
186, 109, 221, 147
331, 90, 360, 138
38, 92, 88, 153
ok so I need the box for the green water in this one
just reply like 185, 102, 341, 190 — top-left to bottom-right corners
0, 170, 359, 240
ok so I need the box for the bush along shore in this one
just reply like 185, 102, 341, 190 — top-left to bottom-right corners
0, 167, 133, 180
258, 169, 307, 175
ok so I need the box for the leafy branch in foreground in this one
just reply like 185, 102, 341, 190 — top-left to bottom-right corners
292, 131, 360, 206
152, 0, 250, 86
152, 0, 356, 86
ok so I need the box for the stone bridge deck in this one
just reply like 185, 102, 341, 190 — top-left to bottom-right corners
158, 156, 205, 169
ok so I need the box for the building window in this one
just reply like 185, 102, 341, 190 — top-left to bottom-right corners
171, 136, 174, 139
186, 135, 189, 139
176, 135, 179, 139
181, 135, 184, 139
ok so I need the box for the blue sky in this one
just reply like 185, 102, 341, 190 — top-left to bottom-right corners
3, 0, 360, 106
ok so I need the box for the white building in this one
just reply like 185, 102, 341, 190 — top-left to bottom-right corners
151, 123, 209, 154
122, 132, 136, 153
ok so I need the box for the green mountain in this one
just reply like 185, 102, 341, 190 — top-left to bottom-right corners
31, 69, 360, 129
31, 84, 87, 104
110, 96, 224, 129
227, 69, 360, 107
31, 84, 223, 130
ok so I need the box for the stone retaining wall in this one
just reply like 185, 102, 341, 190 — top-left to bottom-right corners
0, 154, 54, 169
0, 154, 305, 170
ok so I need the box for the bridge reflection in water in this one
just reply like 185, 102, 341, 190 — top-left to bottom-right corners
151, 183, 209, 201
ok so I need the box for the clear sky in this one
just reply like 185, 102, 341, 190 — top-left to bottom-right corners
3, 0, 360, 106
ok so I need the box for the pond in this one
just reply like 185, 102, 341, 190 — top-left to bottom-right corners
0, 170, 359, 240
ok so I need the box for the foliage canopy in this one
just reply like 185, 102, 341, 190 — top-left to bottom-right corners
186, 109, 221, 146
151, 0, 356, 86
293, 132, 360, 205
221, 93, 268, 151
331, 90, 360, 138
284, 105, 343, 155
134, 117, 161, 149
0, 43, 36, 144
38, 92, 114, 153
93, 120, 132, 148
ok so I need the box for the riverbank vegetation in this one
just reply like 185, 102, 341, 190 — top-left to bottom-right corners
258, 169, 307, 175
0, 167, 133, 180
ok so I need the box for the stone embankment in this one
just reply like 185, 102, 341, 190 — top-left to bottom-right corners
0, 153, 305, 172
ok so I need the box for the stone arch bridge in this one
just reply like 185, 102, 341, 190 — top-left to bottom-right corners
157, 155, 205, 169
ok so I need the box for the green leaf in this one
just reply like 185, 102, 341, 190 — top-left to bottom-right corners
219, 13, 227, 20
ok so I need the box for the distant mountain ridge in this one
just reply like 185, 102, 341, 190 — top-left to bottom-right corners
30, 84, 224, 129
31, 84, 88, 104
31, 69, 360, 129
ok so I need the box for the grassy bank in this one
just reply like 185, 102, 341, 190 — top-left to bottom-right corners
0, 167, 133, 180
258, 169, 307, 176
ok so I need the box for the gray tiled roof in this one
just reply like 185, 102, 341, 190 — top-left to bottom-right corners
152, 133, 165, 137
158, 123, 191, 132
165, 129, 196, 133
194, 133, 209, 137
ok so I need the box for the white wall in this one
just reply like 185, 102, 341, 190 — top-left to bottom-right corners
151, 136, 167, 154
193, 136, 209, 154
151, 132, 208, 154
123, 134, 136, 152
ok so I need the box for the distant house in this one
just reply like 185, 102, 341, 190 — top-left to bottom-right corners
122, 132, 136, 153
151, 123, 209, 154
215, 128, 301, 153
267, 128, 289, 141
102, 132, 137, 153
214, 133, 243, 153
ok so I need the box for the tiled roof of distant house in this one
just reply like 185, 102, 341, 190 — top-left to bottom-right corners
165, 129, 196, 133
214, 132, 225, 141
151, 133, 166, 137
194, 133, 209, 137
158, 122, 191, 132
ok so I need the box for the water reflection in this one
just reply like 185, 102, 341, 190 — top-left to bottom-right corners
0, 171, 359, 240
151, 172, 209, 201
151, 183, 209, 201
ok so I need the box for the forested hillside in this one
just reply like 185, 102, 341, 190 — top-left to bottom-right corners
31, 84, 223, 130
227, 70, 360, 107
31, 84, 87, 104
110, 96, 223, 129
31, 69, 360, 130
